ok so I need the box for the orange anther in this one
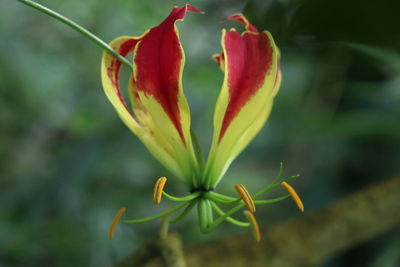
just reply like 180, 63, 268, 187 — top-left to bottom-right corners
235, 184, 256, 213
281, 181, 304, 212
153, 177, 167, 204
109, 207, 126, 240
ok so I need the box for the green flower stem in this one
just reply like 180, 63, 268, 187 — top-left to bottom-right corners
253, 174, 300, 200
169, 200, 197, 223
284, 174, 301, 181
16, 0, 132, 69
163, 191, 201, 202
210, 202, 249, 227
209, 192, 239, 201
205, 199, 214, 228
205, 162, 289, 205
159, 214, 170, 240
253, 182, 281, 199
205, 193, 294, 232
122, 202, 187, 224
204, 192, 240, 204
197, 198, 211, 232
254, 194, 290, 204
204, 202, 245, 232
205, 180, 291, 205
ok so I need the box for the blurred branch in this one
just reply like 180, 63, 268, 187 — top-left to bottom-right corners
116, 233, 186, 267
117, 177, 400, 267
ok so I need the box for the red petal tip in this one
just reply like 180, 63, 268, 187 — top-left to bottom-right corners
185, 4, 205, 14
224, 13, 258, 33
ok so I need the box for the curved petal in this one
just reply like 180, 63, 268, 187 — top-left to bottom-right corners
133, 5, 203, 183
101, 5, 203, 185
128, 75, 176, 158
224, 13, 259, 33
101, 36, 184, 180
206, 14, 281, 187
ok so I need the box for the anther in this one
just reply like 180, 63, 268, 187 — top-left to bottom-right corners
153, 177, 167, 204
109, 207, 126, 240
281, 181, 304, 212
243, 210, 261, 242
235, 184, 256, 213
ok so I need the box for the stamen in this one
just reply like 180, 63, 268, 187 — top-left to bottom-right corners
281, 181, 304, 212
109, 207, 126, 240
243, 210, 261, 242
153, 177, 167, 204
235, 184, 256, 213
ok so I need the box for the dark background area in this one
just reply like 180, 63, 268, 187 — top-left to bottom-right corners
1, 0, 399, 266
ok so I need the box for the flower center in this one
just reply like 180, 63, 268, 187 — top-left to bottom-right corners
190, 186, 214, 194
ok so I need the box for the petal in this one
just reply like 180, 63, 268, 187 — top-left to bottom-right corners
101, 6, 203, 185
134, 5, 202, 145
132, 5, 203, 182
224, 13, 258, 33
102, 36, 141, 121
205, 15, 281, 187
222, 99, 274, 177
128, 75, 176, 156
218, 30, 278, 141
101, 36, 184, 180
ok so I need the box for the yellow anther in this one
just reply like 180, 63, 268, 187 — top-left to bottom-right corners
281, 181, 304, 212
153, 177, 167, 204
244, 210, 261, 242
109, 207, 126, 240
235, 184, 256, 213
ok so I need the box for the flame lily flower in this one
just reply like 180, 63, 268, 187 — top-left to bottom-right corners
103, 5, 302, 239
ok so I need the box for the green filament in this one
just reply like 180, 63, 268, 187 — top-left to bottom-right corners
122, 202, 187, 224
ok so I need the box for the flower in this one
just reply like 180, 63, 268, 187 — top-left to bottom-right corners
102, 5, 300, 239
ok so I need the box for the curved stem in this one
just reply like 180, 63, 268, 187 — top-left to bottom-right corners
253, 181, 280, 199
163, 191, 200, 202
204, 192, 240, 204
159, 214, 170, 240
16, 0, 132, 69
204, 203, 245, 232
284, 174, 301, 182
253, 175, 300, 200
205, 193, 292, 232
170, 200, 197, 223
254, 194, 290, 204
210, 202, 249, 227
209, 192, 239, 201
122, 202, 187, 224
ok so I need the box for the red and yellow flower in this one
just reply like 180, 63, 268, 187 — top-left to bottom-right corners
103, 5, 301, 239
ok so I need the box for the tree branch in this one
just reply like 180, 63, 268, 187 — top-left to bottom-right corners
116, 233, 186, 267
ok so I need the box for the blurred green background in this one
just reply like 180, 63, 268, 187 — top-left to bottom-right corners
1, 0, 399, 266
